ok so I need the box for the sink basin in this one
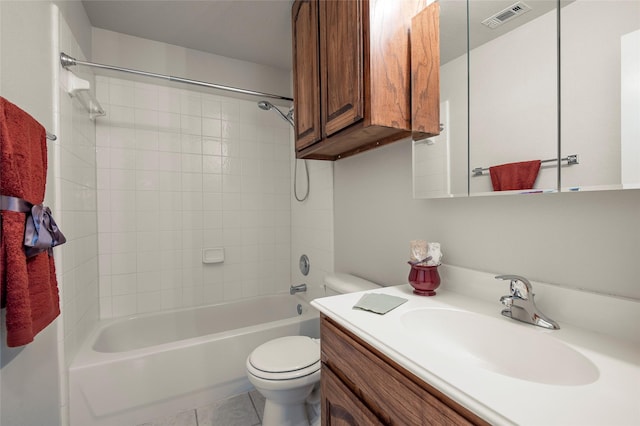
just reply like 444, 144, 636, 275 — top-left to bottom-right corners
401, 308, 599, 385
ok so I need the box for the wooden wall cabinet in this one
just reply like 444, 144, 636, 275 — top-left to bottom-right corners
320, 315, 489, 425
291, 0, 440, 161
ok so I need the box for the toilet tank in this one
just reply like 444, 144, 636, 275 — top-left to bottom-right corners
324, 273, 382, 296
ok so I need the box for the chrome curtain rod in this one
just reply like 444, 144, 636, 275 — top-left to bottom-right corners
46, 132, 57, 141
472, 154, 579, 177
60, 52, 293, 102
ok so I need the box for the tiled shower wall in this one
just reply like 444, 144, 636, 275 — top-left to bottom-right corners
56, 12, 100, 366
95, 77, 292, 318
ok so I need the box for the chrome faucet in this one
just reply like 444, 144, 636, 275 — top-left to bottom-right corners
290, 283, 307, 295
496, 275, 560, 330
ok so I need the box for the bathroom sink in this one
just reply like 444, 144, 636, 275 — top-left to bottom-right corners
400, 308, 599, 386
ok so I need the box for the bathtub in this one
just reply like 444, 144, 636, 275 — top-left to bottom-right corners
69, 294, 319, 426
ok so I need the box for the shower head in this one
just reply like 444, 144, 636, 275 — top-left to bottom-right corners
258, 100, 273, 111
257, 100, 294, 127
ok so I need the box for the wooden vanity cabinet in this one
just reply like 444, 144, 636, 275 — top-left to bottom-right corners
291, 0, 440, 160
320, 315, 489, 426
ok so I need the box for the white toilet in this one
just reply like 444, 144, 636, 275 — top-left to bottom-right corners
246, 273, 381, 426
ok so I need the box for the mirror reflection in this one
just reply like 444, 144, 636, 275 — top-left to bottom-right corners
469, 0, 559, 196
413, 0, 640, 198
413, 0, 468, 199
560, 0, 640, 192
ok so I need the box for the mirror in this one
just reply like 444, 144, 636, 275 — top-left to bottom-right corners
560, 0, 640, 192
469, 0, 559, 196
413, 0, 640, 198
413, 0, 469, 199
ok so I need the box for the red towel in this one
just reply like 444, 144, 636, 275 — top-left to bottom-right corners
489, 160, 542, 191
0, 97, 60, 347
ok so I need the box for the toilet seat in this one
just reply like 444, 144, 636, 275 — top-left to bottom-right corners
248, 336, 320, 381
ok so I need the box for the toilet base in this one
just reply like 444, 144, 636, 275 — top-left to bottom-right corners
262, 399, 310, 426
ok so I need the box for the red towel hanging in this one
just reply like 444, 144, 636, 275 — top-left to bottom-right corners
489, 160, 542, 191
0, 96, 60, 347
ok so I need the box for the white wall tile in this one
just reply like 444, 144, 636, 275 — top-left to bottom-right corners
181, 134, 202, 154
137, 290, 162, 313
108, 106, 136, 129
158, 89, 181, 113
203, 174, 222, 192
136, 170, 160, 191
111, 273, 137, 295
158, 112, 182, 134
203, 137, 222, 155
134, 86, 159, 110
112, 294, 137, 317
110, 147, 136, 169
202, 99, 221, 119
135, 129, 159, 151
180, 94, 202, 116
181, 115, 202, 135
158, 152, 182, 172
203, 155, 222, 174
110, 84, 135, 107
202, 118, 221, 137
136, 150, 159, 170
97, 82, 296, 319
109, 169, 136, 191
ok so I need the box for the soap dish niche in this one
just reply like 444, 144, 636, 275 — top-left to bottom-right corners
202, 248, 224, 264
62, 69, 106, 119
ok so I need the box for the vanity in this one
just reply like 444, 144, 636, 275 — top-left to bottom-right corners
311, 266, 640, 425
321, 315, 486, 425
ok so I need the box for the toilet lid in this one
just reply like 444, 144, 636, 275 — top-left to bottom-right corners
249, 336, 320, 374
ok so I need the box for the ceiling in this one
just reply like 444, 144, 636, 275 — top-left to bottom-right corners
81, 0, 294, 71
82, 0, 559, 71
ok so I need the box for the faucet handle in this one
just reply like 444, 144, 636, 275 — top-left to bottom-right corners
495, 274, 532, 300
499, 295, 513, 308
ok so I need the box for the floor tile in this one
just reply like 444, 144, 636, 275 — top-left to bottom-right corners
137, 409, 197, 426
248, 389, 266, 422
196, 393, 260, 426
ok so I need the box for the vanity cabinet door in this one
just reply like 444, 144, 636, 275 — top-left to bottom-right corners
322, 365, 383, 426
321, 315, 488, 426
292, 0, 321, 151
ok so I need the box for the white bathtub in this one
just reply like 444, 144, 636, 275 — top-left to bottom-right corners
69, 294, 320, 426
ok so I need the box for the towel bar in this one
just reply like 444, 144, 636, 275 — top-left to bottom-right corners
472, 154, 578, 177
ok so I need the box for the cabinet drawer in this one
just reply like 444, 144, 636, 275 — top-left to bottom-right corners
321, 315, 487, 425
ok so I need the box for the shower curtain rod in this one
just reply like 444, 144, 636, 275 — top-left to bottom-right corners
60, 52, 293, 102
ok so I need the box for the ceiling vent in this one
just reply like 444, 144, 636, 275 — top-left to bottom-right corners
481, 2, 532, 29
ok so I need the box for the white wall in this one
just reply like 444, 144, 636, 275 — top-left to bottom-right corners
291, 160, 335, 300
1, 2, 60, 425
335, 139, 640, 300
92, 28, 291, 106
1, 2, 96, 424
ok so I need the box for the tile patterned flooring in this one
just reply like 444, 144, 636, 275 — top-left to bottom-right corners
138, 390, 266, 426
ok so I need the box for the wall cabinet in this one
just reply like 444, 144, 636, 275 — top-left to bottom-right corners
320, 315, 489, 425
292, 0, 440, 160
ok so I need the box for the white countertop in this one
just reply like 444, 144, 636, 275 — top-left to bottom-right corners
312, 284, 640, 425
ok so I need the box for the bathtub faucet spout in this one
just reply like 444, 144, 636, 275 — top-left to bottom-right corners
290, 284, 307, 295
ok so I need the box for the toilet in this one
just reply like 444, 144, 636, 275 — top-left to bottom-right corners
246, 273, 381, 426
